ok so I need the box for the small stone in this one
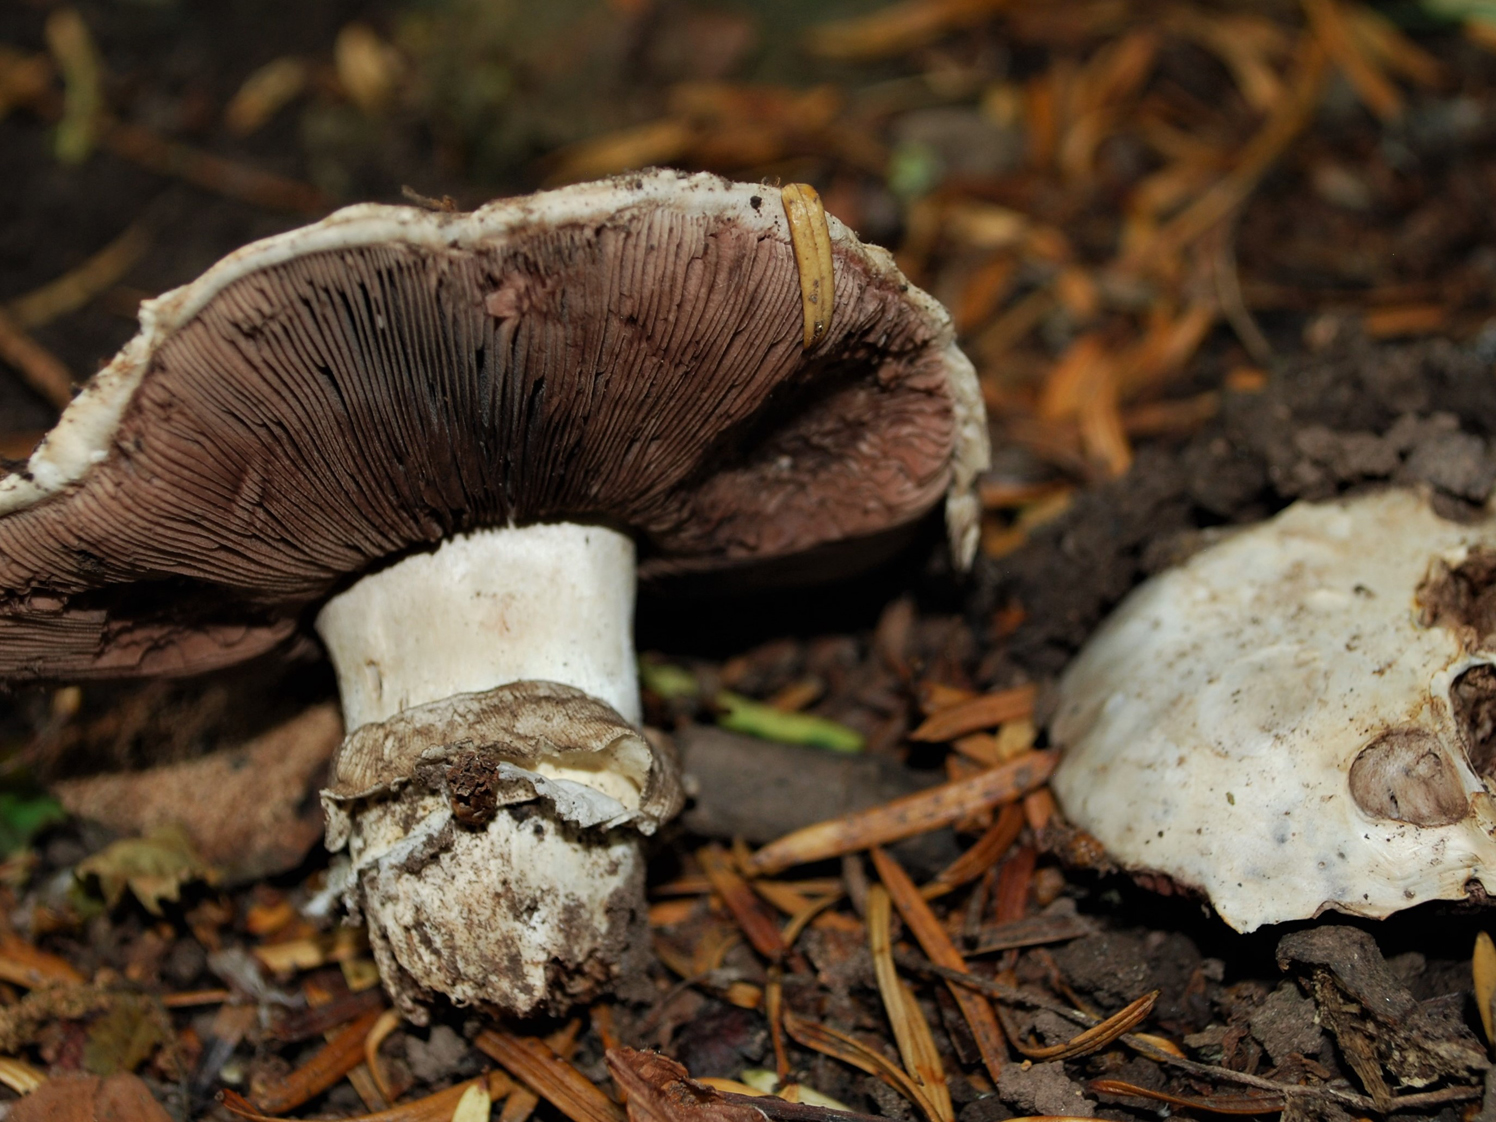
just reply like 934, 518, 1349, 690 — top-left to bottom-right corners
405, 1025, 468, 1084
1401, 431, 1496, 501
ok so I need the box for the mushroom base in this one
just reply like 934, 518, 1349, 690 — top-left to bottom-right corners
346, 789, 650, 1022
321, 680, 682, 1021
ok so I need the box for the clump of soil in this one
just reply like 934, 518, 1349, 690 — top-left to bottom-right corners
978, 330, 1496, 681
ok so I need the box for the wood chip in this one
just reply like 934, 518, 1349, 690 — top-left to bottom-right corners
970, 912, 1098, 954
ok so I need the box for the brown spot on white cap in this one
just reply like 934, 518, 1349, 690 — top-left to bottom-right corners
1349, 727, 1468, 827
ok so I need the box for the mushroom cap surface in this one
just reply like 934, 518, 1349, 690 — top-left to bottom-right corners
1051, 488, 1496, 931
0, 171, 984, 679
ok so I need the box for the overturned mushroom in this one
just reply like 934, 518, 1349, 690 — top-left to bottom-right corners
0, 170, 985, 1018
1051, 488, 1496, 931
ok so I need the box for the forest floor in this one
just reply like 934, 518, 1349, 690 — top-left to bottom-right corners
5, 0, 1496, 1119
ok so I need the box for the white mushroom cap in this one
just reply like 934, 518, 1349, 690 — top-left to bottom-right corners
1051, 488, 1496, 930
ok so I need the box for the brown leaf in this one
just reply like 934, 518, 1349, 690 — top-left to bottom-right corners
83, 994, 171, 1076
76, 823, 215, 915
56, 705, 340, 884
0, 932, 86, 988
10, 1071, 171, 1122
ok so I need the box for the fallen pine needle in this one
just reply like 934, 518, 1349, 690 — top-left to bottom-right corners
909, 685, 1037, 742
6, 220, 150, 330
1002, 990, 1158, 1061
103, 122, 329, 215
0, 1055, 46, 1095
1089, 1078, 1284, 1114
221, 1073, 512, 1122
1474, 932, 1496, 1048
474, 1029, 625, 1122
922, 803, 1024, 900
1126, 37, 1327, 268
0, 306, 74, 410
365, 1007, 403, 1103
804, 0, 1006, 60
501, 1086, 540, 1122
698, 844, 786, 961
160, 988, 231, 1008
1301, 0, 1401, 122
250, 1007, 384, 1115
608, 1047, 888, 1122
899, 952, 1478, 1115
747, 750, 1057, 875
871, 847, 1008, 1083
868, 885, 954, 1122
781, 1010, 947, 1122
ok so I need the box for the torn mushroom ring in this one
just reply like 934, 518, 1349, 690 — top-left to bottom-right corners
0, 170, 987, 1020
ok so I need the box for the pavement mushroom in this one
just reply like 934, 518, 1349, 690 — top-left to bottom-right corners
0, 170, 986, 1019
1050, 487, 1496, 931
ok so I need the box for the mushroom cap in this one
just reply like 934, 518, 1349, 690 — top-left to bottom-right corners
0, 171, 985, 680
1051, 488, 1496, 931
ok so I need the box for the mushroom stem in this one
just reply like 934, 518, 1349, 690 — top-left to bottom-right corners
315, 522, 640, 730
312, 523, 668, 1021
